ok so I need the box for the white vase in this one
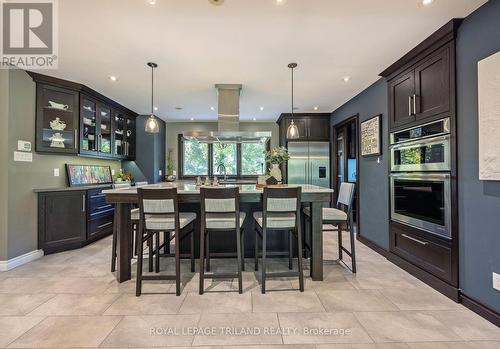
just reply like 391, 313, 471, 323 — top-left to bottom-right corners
269, 163, 282, 182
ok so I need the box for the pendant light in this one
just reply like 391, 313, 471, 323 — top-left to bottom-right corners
286, 62, 299, 139
145, 62, 160, 133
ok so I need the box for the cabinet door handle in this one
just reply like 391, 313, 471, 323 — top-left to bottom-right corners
74, 129, 78, 149
97, 222, 113, 229
408, 96, 413, 116
82, 194, 86, 213
413, 94, 417, 115
402, 233, 428, 246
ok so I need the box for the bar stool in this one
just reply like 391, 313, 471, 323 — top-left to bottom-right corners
303, 182, 356, 273
199, 187, 245, 294
111, 182, 132, 272
136, 187, 196, 296
253, 187, 304, 294
131, 181, 149, 258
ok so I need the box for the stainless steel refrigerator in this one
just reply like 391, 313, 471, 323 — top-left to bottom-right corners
287, 142, 330, 188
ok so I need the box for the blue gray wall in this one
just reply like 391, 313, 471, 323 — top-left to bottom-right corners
331, 0, 500, 314
456, 0, 500, 313
331, 79, 389, 249
123, 115, 166, 184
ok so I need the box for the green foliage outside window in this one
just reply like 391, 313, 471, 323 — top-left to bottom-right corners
213, 143, 237, 175
183, 140, 208, 175
242, 143, 266, 175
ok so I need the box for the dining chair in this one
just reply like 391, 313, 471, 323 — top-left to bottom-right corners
304, 182, 357, 272
253, 186, 304, 294
199, 187, 245, 294
136, 187, 196, 296
111, 182, 131, 272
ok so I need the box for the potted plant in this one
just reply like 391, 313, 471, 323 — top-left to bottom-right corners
264, 146, 290, 183
166, 149, 176, 182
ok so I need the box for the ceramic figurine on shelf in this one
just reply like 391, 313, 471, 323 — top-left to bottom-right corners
49, 133, 65, 148
49, 117, 66, 131
48, 101, 69, 110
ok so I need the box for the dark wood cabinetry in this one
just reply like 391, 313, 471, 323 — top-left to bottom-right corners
38, 187, 114, 254
277, 113, 331, 143
38, 191, 87, 254
30, 72, 137, 160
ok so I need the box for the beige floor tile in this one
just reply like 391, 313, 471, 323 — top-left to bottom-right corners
0, 294, 55, 315
316, 344, 410, 349
354, 311, 462, 343
100, 314, 200, 347
345, 273, 420, 290
192, 313, 282, 346
278, 312, 373, 344
179, 291, 252, 314
0, 316, 45, 347
315, 289, 398, 312
104, 293, 186, 315
252, 290, 325, 313
28, 293, 119, 315
0, 277, 56, 294
425, 310, 500, 341
8, 316, 122, 348
290, 276, 356, 291
408, 342, 500, 349
380, 288, 462, 311
3, 264, 66, 278
45, 276, 116, 294
224, 346, 316, 349
104, 279, 174, 294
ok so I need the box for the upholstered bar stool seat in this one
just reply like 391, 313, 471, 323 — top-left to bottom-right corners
206, 212, 246, 229
131, 208, 140, 221
303, 207, 347, 221
145, 212, 196, 230
253, 212, 296, 229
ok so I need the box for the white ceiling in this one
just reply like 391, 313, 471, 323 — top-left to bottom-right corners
38, 0, 487, 122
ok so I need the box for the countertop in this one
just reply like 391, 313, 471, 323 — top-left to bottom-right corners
34, 184, 113, 193
102, 180, 333, 195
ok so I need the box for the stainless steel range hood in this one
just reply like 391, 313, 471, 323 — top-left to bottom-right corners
183, 84, 271, 143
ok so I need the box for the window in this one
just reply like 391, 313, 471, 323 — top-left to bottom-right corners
183, 139, 209, 175
180, 135, 270, 177
213, 143, 237, 175
241, 142, 266, 175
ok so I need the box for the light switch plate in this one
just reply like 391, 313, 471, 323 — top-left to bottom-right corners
13, 151, 32, 162
54, 168, 60, 177
17, 140, 32, 152
493, 272, 500, 291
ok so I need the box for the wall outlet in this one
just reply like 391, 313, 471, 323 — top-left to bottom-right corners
493, 272, 500, 291
159, 170, 162, 176
53, 168, 60, 177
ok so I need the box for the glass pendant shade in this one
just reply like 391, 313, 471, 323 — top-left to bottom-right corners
287, 120, 299, 139
145, 114, 159, 133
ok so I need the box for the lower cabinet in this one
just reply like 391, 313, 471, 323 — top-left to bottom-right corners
390, 221, 456, 286
38, 187, 114, 254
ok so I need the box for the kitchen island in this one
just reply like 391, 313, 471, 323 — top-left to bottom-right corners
104, 181, 333, 283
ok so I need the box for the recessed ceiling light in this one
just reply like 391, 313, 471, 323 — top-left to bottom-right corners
259, 106, 264, 111
422, 0, 434, 5
276, 0, 284, 4
343, 76, 350, 82
109, 76, 117, 82
210, 106, 215, 111
253, 117, 257, 121
148, 0, 156, 5
313, 106, 319, 111
153, 106, 158, 111
190, 117, 194, 121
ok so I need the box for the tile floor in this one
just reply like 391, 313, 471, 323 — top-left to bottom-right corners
0, 231, 499, 348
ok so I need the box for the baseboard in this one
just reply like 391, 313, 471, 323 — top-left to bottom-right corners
460, 293, 500, 327
0, 249, 44, 271
357, 235, 388, 257
387, 251, 460, 302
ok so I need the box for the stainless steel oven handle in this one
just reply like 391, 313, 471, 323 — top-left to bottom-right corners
402, 233, 428, 246
390, 172, 450, 179
390, 134, 450, 150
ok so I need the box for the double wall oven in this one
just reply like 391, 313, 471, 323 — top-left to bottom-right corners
390, 118, 452, 239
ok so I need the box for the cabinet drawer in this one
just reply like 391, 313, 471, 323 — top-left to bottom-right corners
390, 223, 453, 284
88, 215, 113, 240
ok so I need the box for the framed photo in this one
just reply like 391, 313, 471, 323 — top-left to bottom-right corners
66, 164, 113, 187
360, 114, 382, 157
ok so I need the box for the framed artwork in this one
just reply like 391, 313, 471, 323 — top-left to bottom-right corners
478, 50, 500, 181
360, 114, 382, 157
66, 164, 113, 187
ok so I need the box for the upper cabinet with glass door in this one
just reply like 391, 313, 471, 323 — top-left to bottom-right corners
112, 111, 135, 160
35, 84, 79, 154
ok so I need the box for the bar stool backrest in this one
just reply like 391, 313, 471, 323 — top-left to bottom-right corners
113, 182, 131, 189
135, 181, 149, 187
138, 188, 179, 232
262, 186, 301, 229
200, 187, 240, 230
337, 182, 355, 214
